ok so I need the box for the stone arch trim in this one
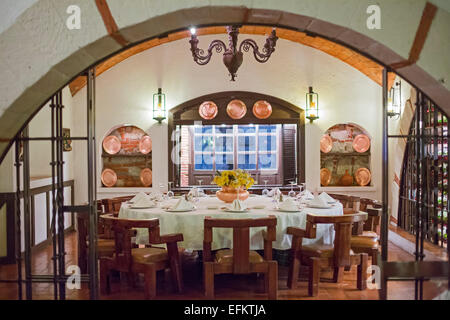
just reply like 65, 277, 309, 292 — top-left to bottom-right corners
0, 2, 449, 164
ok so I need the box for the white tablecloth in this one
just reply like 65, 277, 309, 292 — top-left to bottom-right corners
119, 195, 343, 251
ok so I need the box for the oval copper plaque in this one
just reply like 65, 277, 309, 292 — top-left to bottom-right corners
140, 168, 153, 187
355, 168, 371, 186
226, 99, 247, 119
320, 168, 332, 186
103, 135, 121, 155
199, 101, 218, 120
353, 134, 370, 153
139, 136, 152, 154
252, 100, 272, 119
101, 169, 117, 187
320, 134, 333, 153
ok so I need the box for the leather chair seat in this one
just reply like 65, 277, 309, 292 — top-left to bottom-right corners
214, 249, 263, 264
131, 247, 169, 264
351, 236, 378, 248
360, 231, 378, 239
301, 244, 355, 258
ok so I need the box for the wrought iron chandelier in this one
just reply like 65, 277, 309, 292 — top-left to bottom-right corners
189, 26, 278, 81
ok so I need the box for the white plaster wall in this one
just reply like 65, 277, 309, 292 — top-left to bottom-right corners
70, 35, 382, 203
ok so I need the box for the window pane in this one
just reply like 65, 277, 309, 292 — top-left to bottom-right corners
194, 136, 213, 152
215, 153, 234, 171
258, 135, 276, 152
258, 125, 277, 133
194, 153, 213, 170
238, 125, 256, 134
238, 154, 256, 170
194, 126, 213, 134
215, 136, 233, 152
259, 153, 277, 170
238, 136, 256, 152
216, 125, 233, 134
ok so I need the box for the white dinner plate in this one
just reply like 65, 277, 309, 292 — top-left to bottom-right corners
221, 208, 249, 213
164, 208, 194, 212
130, 205, 156, 209
277, 208, 300, 212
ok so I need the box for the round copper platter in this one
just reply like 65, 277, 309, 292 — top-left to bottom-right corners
140, 168, 153, 187
101, 169, 117, 187
320, 134, 333, 153
355, 168, 371, 186
199, 101, 218, 120
226, 99, 247, 119
139, 136, 152, 154
252, 100, 272, 119
320, 168, 332, 186
103, 135, 121, 155
353, 134, 371, 153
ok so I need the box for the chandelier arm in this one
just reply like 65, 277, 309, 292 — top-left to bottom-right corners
239, 39, 272, 63
191, 39, 227, 65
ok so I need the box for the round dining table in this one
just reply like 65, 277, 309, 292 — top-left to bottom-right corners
119, 195, 343, 251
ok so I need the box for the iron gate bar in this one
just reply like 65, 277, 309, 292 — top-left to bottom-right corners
22, 126, 32, 300
87, 68, 99, 300
18, 137, 89, 141
50, 96, 58, 299
14, 136, 23, 299
381, 68, 389, 263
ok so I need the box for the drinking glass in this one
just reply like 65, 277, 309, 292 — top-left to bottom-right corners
159, 183, 167, 201
167, 182, 174, 199
262, 180, 269, 197
288, 181, 296, 198
197, 179, 203, 195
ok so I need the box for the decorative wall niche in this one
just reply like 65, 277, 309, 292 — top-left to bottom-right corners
101, 125, 152, 187
320, 123, 372, 187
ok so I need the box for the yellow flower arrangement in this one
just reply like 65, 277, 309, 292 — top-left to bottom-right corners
213, 169, 255, 189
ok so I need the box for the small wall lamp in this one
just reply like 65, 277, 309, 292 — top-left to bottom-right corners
306, 86, 319, 123
387, 81, 402, 118
153, 88, 166, 123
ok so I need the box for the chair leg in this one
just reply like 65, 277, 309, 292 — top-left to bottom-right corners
333, 267, 344, 283
371, 249, 378, 265
287, 255, 300, 289
127, 272, 136, 288
167, 244, 184, 293
204, 262, 214, 299
99, 260, 110, 295
357, 253, 368, 290
267, 261, 278, 300
144, 265, 157, 299
308, 258, 320, 297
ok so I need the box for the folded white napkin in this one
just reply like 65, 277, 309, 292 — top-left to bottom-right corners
148, 191, 163, 201
130, 192, 147, 203
279, 198, 298, 211
301, 189, 314, 200
307, 196, 329, 208
319, 192, 336, 203
132, 196, 155, 208
229, 199, 247, 211
170, 197, 194, 211
267, 187, 281, 197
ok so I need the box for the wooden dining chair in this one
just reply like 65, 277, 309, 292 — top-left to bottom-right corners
99, 214, 184, 299
350, 208, 382, 265
203, 216, 278, 299
287, 212, 369, 296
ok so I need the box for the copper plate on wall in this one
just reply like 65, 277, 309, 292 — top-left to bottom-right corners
140, 168, 153, 187
320, 168, 332, 186
355, 168, 371, 186
353, 134, 370, 153
103, 135, 121, 154
252, 100, 272, 119
320, 134, 333, 153
101, 169, 117, 187
226, 99, 247, 119
139, 136, 152, 154
199, 101, 218, 120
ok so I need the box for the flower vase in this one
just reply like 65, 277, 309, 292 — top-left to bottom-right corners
216, 186, 249, 203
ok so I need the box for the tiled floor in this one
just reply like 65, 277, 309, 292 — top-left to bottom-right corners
0, 232, 447, 300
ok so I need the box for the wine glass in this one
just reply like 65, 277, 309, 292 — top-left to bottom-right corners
167, 181, 174, 199
159, 183, 167, 201
197, 179, 203, 195
288, 181, 297, 198
262, 180, 269, 197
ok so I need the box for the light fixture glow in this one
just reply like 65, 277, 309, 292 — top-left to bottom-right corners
190, 27, 196, 35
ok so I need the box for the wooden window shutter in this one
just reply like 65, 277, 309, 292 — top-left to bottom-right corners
282, 124, 297, 185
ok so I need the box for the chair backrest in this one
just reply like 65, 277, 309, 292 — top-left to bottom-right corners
329, 194, 360, 212
360, 198, 382, 212
305, 213, 367, 267
203, 216, 277, 274
99, 214, 162, 270
364, 208, 382, 233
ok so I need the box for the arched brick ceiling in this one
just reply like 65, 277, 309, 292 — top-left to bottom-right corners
69, 26, 396, 96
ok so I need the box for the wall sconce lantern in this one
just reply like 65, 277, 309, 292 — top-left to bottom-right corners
306, 86, 319, 123
387, 81, 402, 118
153, 88, 166, 123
